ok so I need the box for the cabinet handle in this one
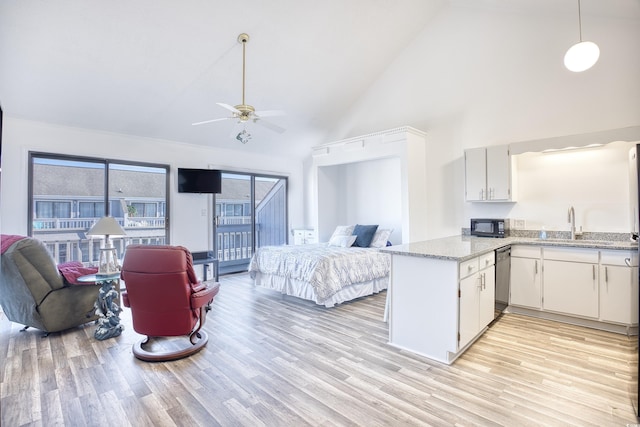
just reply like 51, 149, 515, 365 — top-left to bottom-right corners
625, 258, 632, 267
592, 265, 596, 280
534, 260, 538, 275
605, 266, 608, 283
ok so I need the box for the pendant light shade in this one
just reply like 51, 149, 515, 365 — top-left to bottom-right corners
564, 0, 599, 72
564, 41, 600, 72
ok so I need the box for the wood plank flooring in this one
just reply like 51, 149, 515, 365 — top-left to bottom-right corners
1, 273, 638, 426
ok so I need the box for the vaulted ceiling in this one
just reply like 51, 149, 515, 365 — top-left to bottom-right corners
1, 0, 638, 159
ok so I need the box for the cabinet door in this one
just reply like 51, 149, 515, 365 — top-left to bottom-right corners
486, 145, 511, 201
510, 257, 541, 309
479, 265, 496, 328
459, 272, 481, 349
600, 265, 638, 324
293, 230, 305, 245
543, 260, 598, 318
464, 148, 486, 201
305, 231, 316, 244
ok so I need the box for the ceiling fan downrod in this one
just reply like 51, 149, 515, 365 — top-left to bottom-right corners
238, 33, 249, 112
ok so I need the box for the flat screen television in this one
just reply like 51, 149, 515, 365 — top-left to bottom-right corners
177, 168, 222, 193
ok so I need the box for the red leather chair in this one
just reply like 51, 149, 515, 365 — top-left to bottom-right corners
121, 244, 220, 362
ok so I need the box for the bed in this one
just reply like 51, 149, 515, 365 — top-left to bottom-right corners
248, 225, 392, 307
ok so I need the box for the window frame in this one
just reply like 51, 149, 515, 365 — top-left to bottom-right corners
28, 151, 171, 250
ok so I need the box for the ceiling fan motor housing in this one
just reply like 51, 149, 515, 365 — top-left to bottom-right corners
235, 104, 255, 121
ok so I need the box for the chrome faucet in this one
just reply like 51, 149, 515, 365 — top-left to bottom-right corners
568, 206, 576, 240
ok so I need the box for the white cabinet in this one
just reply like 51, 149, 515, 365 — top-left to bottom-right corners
509, 245, 638, 332
458, 252, 495, 350
464, 145, 514, 202
542, 248, 599, 319
388, 250, 497, 365
510, 246, 542, 309
292, 229, 316, 245
464, 148, 486, 202
600, 250, 639, 325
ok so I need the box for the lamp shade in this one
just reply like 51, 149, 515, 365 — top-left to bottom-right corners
564, 41, 600, 72
87, 216, 126, 237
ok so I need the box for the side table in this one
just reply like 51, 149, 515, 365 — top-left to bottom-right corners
192, 251, 218, 282
78, 273, 124, 340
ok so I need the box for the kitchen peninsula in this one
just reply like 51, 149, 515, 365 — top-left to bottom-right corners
381, 235, 637, 365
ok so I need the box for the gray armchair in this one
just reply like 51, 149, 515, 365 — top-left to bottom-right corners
0, 235, 114, 335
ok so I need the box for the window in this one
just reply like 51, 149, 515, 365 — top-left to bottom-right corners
29, 153, 170, 265
35, 201, 71, 219
130, 202, 158, 217
78, 201, 105, 218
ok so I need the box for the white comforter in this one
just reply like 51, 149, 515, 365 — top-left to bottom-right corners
248, 243, 390, 301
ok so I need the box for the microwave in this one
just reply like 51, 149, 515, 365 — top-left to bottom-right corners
470, 218, 506, 238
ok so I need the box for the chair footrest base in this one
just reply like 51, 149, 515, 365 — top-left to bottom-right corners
132, 331, 209, 362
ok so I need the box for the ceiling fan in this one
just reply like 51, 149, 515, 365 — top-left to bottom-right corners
192, 33, 285, 143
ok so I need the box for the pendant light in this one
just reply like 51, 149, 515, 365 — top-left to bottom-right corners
564, 0, 599, 72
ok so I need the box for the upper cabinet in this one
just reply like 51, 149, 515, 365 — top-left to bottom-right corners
464, 145, 515, 202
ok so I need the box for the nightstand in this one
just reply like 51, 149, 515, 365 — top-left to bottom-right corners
292, 229, 316, 245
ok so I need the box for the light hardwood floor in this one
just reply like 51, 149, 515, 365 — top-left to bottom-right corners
1, 273, 638, 426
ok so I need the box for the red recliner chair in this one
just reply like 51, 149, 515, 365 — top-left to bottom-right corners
121, 244, 220, 362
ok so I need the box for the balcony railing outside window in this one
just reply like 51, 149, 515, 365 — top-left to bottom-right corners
32, 216, 167, 265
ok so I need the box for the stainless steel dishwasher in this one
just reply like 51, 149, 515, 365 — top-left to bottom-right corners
494, 246, 511, 317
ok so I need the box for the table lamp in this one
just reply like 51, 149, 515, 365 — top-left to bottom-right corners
87, 216, 126, 274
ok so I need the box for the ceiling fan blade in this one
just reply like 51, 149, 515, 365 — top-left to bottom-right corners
255, 118, 286, 134
191, 117, 231, 126
254, 110, 286, 118
217, 103, 241, 114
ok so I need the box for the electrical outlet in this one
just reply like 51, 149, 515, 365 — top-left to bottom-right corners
513, 219, 526, 229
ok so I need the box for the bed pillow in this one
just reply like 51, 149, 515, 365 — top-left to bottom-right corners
369, 228, 393, 248
328, 235, 357, 248
330, 225, 355, 241
351, 224, 379, 248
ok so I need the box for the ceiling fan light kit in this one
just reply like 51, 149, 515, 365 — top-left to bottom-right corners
564, 0, 599, 72
236, 129, 251, 144
192, 33, 286, 143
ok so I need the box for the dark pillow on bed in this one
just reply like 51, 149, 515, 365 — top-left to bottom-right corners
351, 224, 379, 248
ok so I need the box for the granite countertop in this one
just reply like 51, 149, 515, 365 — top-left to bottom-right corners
380, 235, 638, 262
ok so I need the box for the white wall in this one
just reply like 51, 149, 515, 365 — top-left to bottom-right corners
324, 2, 640, 239
317, 157, 402, 244
0, 118, 305, 251
506, 141, 635, 233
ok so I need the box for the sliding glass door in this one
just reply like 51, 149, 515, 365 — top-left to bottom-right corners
29, 153, 169, 265
214, 172, 287, 275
